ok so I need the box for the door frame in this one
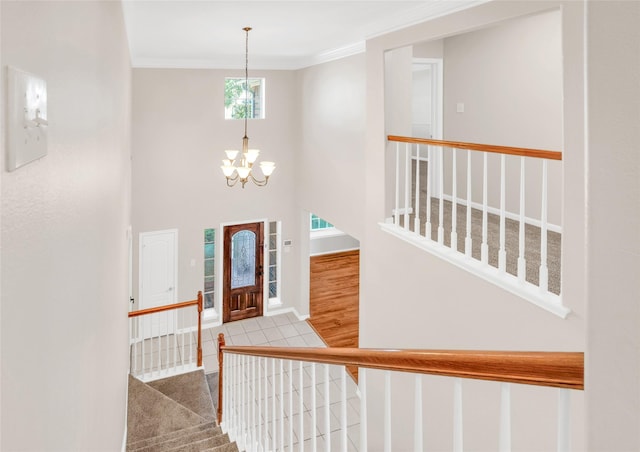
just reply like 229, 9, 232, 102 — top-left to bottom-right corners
221, 219, 267, 323
413, 57, 444, 196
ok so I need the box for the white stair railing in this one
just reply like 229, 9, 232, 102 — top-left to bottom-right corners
217, 338, 583, 452
128, 292, 203, 382
384, 136, 567, 318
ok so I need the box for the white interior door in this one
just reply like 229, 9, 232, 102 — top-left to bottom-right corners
139, 229, 178, 337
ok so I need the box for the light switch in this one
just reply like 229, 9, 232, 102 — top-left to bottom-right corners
456, 102, 465, 113
7, 67, 48, 171
190, 258, 196, 267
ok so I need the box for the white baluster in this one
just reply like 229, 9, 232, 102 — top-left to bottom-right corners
172, 313, 177, 371
359, 368, 367, 452
242, 355, 246, 449
414, 374, 423, 452
395, 143, 400, 226
451, 148, 458, 251
384, 371, 392, 452
465, 149, 473, 257
280, 359, 285, 452
453, 378, 463, 452
325, 364, 331, 452
539, 159, 549, 293
131, 318, 136, 375
557, 389, 571, 452
156, 316, 161, 377
341, 367, 348, 452
264, 357, 269, 451
228, 355, 232, 429
438, 146, 445, 245
518, 157, 527, 281
252, 356, 257, 452
499, 383, 511, 452
186, 315, 191, 367
289, 360, 294, 452
311, 363, 318, 452
426, 145, 433, 240
404, 143, 411, 230
414, 144, 421, 233
481, 153, 489, 264
299, 361, 305, 452
499, 154, 507, 272
272, 359, 277, 450
257, 357, 262, 451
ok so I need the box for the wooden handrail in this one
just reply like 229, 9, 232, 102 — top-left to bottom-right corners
387, 135, 563, 161
127, 298, 199, 318
220, 340, 583, 390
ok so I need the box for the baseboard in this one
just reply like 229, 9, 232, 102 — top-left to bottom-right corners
264, 306, 309, 321
441, 194, 562, 233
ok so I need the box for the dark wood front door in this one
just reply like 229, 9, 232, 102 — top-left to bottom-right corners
223, 222, 264, 323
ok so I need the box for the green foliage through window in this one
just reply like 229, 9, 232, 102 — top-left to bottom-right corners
225, 78, 264, 119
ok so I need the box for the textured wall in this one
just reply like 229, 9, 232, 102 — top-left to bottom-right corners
1, 1, 131, 449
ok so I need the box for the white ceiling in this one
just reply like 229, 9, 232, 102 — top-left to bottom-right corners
122, 1, 483, 70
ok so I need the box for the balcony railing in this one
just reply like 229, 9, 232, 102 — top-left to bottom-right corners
128, 292, 203, 381
217, 334, 583, 451
383, 136, 566, 317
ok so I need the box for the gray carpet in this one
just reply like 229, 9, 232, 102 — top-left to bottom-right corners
205, 372, 219, 414
400, 161, 561, 295
127, 370, 238, 452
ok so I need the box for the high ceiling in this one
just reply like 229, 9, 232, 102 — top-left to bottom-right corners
122, 1, 483, 70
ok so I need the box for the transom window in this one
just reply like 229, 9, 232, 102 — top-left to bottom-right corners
310, 214, 334, 231
225, 78, 265, 119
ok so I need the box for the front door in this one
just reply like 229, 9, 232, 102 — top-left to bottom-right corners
223, 222, 264, 323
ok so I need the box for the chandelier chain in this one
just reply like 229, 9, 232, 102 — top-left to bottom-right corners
243, 27, 251, 139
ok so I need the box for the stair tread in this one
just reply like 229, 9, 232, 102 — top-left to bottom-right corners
148, 370, 216, 421
126, 375, 208, 445
162, 433, 231, 452
201, 441, 239, 452
128, 424, 222, 452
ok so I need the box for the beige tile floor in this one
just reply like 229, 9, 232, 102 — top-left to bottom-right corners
201, 312, 360, 451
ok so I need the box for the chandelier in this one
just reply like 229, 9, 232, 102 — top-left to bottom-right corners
221, 27, 275, 188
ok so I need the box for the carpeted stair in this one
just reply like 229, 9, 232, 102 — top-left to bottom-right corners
127, 370, 237, 452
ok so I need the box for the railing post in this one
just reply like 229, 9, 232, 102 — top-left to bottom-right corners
197, 291, 203, 367
217, 333, 225, 424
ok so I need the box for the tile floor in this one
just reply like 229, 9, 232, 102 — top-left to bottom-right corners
201, 312, 360, 451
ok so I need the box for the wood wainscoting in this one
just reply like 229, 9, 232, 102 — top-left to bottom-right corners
308, 250, 359, 378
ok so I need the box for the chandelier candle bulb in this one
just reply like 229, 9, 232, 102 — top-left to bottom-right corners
219, 27, 275, 188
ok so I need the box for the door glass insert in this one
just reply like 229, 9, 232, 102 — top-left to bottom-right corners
231, 230, 256, 289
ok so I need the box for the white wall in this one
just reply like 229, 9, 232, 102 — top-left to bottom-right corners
1, 2, 131, 449
131, 68, 301, 316
364, 2, 586, 449
297, 54, 366, 241
585, 2, 640, 449
443, 9, 563, 224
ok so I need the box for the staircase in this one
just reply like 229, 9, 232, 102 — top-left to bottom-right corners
126, 370, 237, 452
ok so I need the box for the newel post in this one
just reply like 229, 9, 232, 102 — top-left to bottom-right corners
217, 333, 225, 424
197, 291, 203, 367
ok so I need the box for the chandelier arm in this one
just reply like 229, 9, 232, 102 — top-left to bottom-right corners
248, 172, 268, 187
226, 176, 239, 187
